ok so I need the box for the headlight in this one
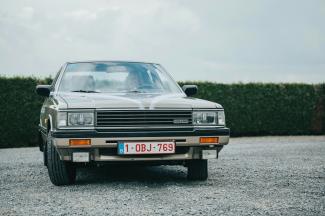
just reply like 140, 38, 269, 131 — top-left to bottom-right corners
58, 112, 67, 127
193, 111, 216, 125
68, 112, 94, 126
57, 111, 94, 128
217, 111, 225, 126
193, 111, 225, 126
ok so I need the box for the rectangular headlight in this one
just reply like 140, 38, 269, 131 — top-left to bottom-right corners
68, 112, 94, 126
193, 111, 225, 126
57, 112, 94, 128
193, 111, 217, 125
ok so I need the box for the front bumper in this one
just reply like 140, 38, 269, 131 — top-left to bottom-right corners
50, 127, 230, 162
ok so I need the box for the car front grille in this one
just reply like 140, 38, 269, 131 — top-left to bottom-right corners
96, 110, 193, 127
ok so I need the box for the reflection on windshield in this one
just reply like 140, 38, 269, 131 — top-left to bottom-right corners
58, 62, 182, 94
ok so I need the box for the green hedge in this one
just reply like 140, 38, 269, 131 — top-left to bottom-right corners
181, 82, 325, 136
0, 77, 324, 148
0, 77, 51, 148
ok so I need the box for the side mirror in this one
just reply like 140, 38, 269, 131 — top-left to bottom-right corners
36, 85, 51, 97
182, 85, 198, 97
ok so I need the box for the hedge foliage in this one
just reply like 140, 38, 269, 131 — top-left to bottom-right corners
0, 77, 52, 148
0, 77, 324, 148
181, 82, 325, 136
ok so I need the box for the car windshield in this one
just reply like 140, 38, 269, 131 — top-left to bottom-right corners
58, 62, 183, 94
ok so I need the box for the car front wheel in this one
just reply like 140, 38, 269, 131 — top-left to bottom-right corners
46, 132, 76, 186
187, 159, 208, 180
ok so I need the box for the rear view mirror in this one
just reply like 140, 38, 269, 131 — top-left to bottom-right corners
182, 85, 198, 97
36, 85, 51, 97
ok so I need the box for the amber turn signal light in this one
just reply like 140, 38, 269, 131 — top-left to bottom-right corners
69, 139, 91, 146
200, 137, 219, 144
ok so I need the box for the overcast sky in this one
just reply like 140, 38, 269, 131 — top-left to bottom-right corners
0, 0, 324, 83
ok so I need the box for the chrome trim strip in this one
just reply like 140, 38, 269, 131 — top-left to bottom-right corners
193, 109, 224, 111
58, 109, 95, 112
54, 125, 224, 130
97, 153, 192, 161
53, 63, 67, 94
48, 115, 54, 131
57, 127, 96, 130
96, 126, 194, 129
96, 108, 193, 111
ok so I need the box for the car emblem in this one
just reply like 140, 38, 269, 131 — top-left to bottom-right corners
173, 119, 189, 124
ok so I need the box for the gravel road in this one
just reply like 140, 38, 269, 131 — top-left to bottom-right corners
0, 136, 324, 216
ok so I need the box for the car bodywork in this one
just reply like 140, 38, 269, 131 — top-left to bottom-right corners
37, 61, 230, 185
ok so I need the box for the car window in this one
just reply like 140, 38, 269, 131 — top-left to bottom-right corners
58, 62, 182, 94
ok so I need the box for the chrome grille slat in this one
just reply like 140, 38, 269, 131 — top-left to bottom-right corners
96, 114, 192, 116
97, 114, 192, 116
96, 110, 192, 127
96, 116, 192, 120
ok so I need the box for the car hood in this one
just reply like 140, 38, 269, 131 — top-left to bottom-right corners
57, 92, 222, 110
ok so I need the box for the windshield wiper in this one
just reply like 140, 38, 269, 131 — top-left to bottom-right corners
71, 90, 100, 93
124, 89, 144, 93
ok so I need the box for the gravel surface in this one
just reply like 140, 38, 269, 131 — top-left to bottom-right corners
0, 136, 324, 216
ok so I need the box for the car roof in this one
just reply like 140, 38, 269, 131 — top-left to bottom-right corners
66, 60, 160, 65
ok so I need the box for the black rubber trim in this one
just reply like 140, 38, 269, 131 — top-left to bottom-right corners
52, 127, 230, 138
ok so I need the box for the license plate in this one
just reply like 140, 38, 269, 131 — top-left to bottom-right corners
202, 150, 217, 159
118, 141, 175, 155
72, 152, 90, 162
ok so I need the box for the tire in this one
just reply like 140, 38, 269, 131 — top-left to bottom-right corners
38, 133, 43, 152
187, 159, 208, 181
39, 133, 47, 166
43, 143, 47, 167
46, 132, 76, 186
